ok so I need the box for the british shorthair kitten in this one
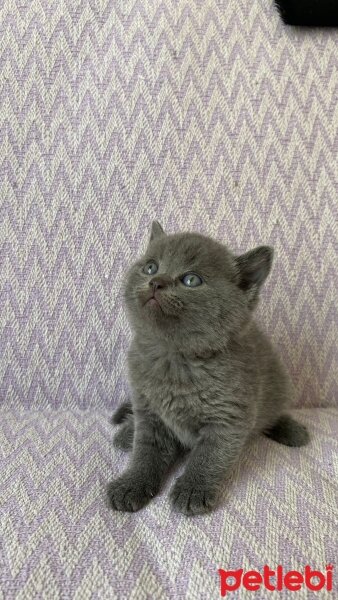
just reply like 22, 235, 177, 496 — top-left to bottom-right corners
108, 222, 309, 515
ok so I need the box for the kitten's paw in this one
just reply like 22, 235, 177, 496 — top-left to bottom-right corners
107, 475, 156, 512
170, 477, 217, 516
111, 401, 133, 425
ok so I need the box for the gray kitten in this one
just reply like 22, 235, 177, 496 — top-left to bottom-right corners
107, 222, 309, 516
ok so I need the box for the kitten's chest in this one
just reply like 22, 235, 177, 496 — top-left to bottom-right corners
130, 348, 203, 401
128, 344, 213, 435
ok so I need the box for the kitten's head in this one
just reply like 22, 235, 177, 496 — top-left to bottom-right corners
124, 222, 273, 353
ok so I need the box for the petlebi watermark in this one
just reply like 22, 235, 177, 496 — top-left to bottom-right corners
218, 565, 334, 596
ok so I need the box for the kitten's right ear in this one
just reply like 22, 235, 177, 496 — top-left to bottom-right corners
234, 245, 274, 311
235, 246, 274, 291
150, 221, 166, 242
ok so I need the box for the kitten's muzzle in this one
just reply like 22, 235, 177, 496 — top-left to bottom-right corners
149, 275, 173, 294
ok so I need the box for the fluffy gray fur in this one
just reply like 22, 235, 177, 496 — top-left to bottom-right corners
107, 222, 309, 516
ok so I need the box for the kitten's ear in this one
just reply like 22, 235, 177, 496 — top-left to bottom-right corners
150, 220, 166, 242
235, 246, 273, 305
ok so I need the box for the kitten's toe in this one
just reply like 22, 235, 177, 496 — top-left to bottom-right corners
107, 476, 156, 512
111, 401, 133, 425
170, 478, 217, 516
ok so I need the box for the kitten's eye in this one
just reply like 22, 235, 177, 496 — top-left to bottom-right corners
181, 273, 203, 287
143, 261, 158, 275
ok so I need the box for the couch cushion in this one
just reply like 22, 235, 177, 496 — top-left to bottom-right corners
1, 408, 336, 598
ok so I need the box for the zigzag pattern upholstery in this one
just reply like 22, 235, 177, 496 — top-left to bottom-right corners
0, 0, 337, 597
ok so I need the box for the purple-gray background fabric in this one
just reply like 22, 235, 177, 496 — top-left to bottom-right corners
1, 0, 337, 411
1, 2, 337, 598
1, 407, 337, 598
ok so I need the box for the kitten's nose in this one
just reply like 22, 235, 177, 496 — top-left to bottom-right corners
149, 275, 172, 291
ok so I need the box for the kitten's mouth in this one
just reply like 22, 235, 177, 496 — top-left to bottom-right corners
143, 292, 162, 310
141, 289, 182, 317
147, 297, 159, 307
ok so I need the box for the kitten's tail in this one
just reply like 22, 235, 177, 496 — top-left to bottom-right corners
111, 401, 133, 424
264, 414, 309, 447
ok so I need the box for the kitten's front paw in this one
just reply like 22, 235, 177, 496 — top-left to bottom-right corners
107, 475, 156, 512
170, 477, 217, 516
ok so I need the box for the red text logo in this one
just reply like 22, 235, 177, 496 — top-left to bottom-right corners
218, 565, 333, 596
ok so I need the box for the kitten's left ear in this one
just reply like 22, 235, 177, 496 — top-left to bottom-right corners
235, 246, 273, 308
150, 220, 166, 242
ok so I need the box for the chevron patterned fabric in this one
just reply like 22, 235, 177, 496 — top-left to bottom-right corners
1, 0, 337, 410
0, 408, 337, 598
1, 0, 337, 598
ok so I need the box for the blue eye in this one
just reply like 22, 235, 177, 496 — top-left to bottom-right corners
182, 273, 203, 287
143, 261, 158, 275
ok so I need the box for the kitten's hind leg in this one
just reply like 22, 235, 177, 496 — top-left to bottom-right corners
264, 414, 309, 447
113, 414, 134, 451
111, 401, 133, 424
